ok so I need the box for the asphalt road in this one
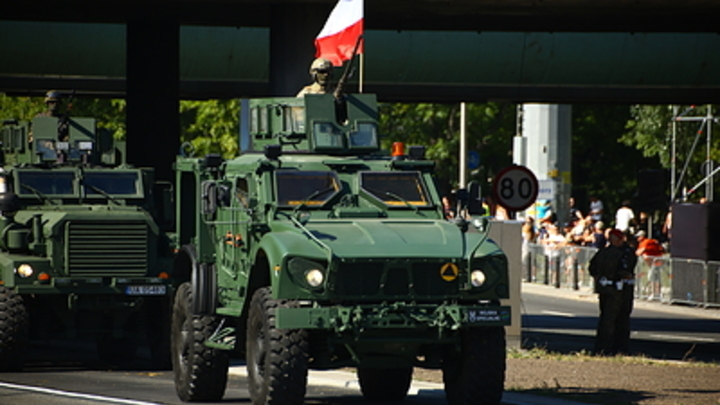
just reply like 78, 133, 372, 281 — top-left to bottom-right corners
1, 283, 718, 405
521, 282, 720, 362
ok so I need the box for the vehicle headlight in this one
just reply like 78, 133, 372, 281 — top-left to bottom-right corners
288, 257, 326, 290
17, 264, 34, 278
470, 270, 486, 287
305, 269, 324, 287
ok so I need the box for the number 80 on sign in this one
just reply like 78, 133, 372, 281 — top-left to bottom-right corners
492, 165, 539, 211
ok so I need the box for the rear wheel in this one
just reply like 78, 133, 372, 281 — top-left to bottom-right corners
443, 326, 506, 405
358, 366, 413, 401
172, 282, 228, 402
0, 286, 28, 371
247, 287, 308, 405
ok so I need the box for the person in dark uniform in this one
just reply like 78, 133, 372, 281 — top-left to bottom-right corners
588, 228, 637, 355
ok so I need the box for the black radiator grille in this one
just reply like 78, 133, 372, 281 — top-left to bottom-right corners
335, 261, 459, 298
66, 221, 149, 277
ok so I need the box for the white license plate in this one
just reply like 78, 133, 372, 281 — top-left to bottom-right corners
125, 285, 167, 295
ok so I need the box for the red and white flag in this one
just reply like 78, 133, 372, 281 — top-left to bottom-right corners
314, 0, 363, 67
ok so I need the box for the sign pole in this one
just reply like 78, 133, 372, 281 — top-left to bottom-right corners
459, 102, 467, 188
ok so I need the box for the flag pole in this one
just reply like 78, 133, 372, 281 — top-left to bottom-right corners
359, 51, 364, 93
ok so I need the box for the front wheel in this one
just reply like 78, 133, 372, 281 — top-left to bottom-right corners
247, 287, 308, 405
443, 326, 506, 405
358, 366, 413, 401
172, 282, 228, 402
0, 286, 28, 371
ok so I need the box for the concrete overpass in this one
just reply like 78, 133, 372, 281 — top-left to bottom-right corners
2, 0, 720, 178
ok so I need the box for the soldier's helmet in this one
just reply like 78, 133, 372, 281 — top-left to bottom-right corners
44, 90, 62, 103
310, 58, 332, 74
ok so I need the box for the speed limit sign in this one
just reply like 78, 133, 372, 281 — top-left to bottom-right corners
492, 165, 539, 211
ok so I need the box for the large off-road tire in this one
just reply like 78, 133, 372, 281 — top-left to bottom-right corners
442, 326, 506, 405
0, 286, 28, 371
247, 287, 308, 405
172, 282, 228, 402
358, 366, 413, 401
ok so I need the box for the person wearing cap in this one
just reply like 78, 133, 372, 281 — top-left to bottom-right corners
588, 228, 637, 355
297, 58, 333, 97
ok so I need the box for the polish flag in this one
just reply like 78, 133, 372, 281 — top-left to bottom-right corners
314, 0, 364, 67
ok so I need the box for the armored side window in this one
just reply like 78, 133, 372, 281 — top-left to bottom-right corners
15, 170, 76, 197
82, 171, 142, 197
361, 171, 430, 207
235, 177, 250, 208
275, 171, 340, 208
349, 122, 378, 149
312, 122, 345, 150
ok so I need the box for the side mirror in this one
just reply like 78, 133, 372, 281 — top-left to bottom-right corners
472, 217, 489, 233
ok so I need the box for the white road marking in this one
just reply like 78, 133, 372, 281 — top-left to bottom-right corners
541, 310, 577, 318
0, 381, 161, 405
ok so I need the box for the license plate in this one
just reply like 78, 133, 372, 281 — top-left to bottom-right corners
125, 285, 167, 295
466, 308, 510, 323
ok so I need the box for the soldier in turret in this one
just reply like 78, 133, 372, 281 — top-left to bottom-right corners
297, 58, 333, 97
37, 90, 63, 118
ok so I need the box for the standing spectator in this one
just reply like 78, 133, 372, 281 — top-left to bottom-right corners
589, 195, 604, 222
661, 207, 672, 245
635, 230, 665, 299
586, 220, 607, 249
589, 229, 637, 355
568, 197, 583, 223
442, 195, 454, 220
521, 216, 536, 274
615, 200, 635, 233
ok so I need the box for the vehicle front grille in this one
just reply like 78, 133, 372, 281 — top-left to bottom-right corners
335, 261, 459, 299
66, 220, 149, 277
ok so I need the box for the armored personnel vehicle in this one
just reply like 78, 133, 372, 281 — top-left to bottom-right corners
171, 93, 510, 405
0, 109, 175, 369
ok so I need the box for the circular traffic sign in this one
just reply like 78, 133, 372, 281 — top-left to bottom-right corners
492, 165, 539, 211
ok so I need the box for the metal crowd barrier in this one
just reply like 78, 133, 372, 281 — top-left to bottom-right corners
524, 243, 720, 308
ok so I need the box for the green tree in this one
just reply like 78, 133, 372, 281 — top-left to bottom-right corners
378, 102, 516, 196
572, 105, 663, 218
179, 99, 240, 158
0, 92, 126, 139
621, 104, 719, 201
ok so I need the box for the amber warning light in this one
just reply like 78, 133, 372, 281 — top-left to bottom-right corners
391, 142, 405, 157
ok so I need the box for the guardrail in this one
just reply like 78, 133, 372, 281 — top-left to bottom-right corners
524, 243, 720, 308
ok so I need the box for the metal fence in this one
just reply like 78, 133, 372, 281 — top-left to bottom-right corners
524, 243, 720, 308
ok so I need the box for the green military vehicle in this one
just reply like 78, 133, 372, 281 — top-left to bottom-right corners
171, 93, 511, 405
0, 109, 175, 369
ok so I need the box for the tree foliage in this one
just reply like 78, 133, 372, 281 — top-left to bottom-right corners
179, 99, 239, 158
622, 104, 719, 201
378, 102, 516, 196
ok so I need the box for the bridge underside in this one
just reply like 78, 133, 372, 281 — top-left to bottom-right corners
2, 22, 719, 104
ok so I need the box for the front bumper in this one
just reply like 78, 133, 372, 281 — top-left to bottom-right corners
275, 302, 511, 331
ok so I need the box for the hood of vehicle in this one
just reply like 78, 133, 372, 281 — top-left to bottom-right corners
305, 219, 466, 258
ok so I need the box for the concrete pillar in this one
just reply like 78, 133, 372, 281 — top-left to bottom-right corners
269, 4, 331, 97
516, 104, 572, 223
488, 220, 523, 349
126, 17, 179, 181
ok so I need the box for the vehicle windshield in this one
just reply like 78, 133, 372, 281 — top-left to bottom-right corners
361, 171, 430, 207
16, 170, 75, 196
275, 171, 340, 207
82, 171, 142, 197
